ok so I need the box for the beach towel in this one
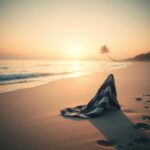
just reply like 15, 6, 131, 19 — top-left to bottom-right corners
61, 74, 120, 118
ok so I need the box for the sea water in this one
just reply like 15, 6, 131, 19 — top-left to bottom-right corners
0, 59, 129, 93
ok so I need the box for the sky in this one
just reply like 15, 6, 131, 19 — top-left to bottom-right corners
0, 0, 150, 60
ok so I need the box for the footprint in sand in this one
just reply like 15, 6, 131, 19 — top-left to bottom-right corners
143, 94, 150, 97
135, 97, 143, 101
145, 100, 150, 103
96, 140, 114, 147
134, 122, 150, 130
144, 106, 149, 109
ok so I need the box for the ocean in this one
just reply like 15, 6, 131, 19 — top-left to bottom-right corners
0, 59, 129, 93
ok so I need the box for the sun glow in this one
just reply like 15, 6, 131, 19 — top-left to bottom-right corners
67, 44, 84, 59
70, 61, 82, 77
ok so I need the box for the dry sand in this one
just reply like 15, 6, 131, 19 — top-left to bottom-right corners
0, 62, 150, 150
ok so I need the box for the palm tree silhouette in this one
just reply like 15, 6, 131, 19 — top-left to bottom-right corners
100, 45, 116, 61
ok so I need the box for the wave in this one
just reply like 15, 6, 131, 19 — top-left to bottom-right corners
0, 72, 74, 81
0, 66, 9, 69
0, 80, 31, 85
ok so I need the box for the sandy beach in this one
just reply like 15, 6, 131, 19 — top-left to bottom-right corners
0, 62, 150, 150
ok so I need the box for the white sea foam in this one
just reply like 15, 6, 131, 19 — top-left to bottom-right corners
0, 60, 130, 93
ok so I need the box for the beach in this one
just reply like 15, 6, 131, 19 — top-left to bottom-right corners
0, 62, 150, 150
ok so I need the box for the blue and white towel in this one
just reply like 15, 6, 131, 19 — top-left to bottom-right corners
61, 74, 120, 118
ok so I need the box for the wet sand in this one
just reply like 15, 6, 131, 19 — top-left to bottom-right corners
0, 62, 150, 150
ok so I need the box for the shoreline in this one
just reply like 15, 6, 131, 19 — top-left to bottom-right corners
0, 61, 130, 95
0, 62, 150, 150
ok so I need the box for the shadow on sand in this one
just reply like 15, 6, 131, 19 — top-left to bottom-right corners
89, 110, 150, 150
62, 110, 150, 149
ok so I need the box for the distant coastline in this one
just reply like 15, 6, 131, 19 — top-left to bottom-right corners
124, 51, 150, 62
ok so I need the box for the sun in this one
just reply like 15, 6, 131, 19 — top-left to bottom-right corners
70, 47, 81, 57
67, 44, 84, 59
